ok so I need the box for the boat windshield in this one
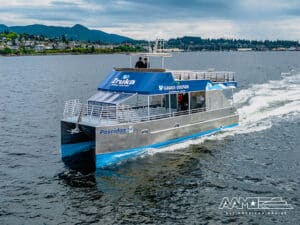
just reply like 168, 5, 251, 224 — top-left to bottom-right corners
88, 91, 135, 105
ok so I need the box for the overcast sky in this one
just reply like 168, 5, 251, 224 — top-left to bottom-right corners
0, 0, 300, 40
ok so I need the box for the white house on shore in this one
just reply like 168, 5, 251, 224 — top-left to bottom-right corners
8, 45, 19, 50
237, 48, 252, 51
34, 44, 45, 52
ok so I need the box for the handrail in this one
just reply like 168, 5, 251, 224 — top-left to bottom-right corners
63, 99, 235, 125
114, 68, 166, 72
170, 70, 235, 82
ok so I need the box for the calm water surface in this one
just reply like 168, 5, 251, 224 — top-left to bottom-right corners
0, 52, 299, 224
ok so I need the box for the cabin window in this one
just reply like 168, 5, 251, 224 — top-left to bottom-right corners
162, 94, 178, 112
149, 95, 170, 115
122, 94, 172, 118
222, 89, 234, 106
121, 94, 147, 108
150, 95, 165, 108
190, 91, 206, 110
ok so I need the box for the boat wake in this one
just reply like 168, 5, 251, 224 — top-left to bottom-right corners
147, 72, 300, 155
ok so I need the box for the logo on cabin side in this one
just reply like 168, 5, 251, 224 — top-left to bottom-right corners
111, 74, 136, 87
158, 84, 189, 91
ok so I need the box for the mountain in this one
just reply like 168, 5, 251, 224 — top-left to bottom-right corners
0, 24, 132, 44
0, 24, 8, 31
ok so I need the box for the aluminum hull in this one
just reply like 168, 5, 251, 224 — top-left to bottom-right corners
61, 107, 238, 171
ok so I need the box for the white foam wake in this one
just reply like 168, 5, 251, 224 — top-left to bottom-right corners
147, 72, 300, 155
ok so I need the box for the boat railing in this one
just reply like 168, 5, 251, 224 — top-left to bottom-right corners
140, 112, 172, 121
171, 70, 235, 82
63, 100, 141, 124
63, 99, 234, 125
63, 99, 82, 119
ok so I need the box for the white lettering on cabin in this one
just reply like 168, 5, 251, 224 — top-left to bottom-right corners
111, 77, 136, 86
158, 85, 189, 91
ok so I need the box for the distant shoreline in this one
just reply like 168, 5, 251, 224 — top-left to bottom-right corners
0, 52, 118, 57
1, 50, 300, 57
2, 30, 300, 58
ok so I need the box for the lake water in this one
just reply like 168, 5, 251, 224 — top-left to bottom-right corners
0, 52, 299, 224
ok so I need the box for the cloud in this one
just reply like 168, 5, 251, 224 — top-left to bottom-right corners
0, 0, 52, 7
235, 18, 300, 40
98, 20, 238, 40
0, 0, 300, 40
85, 0, 238, 22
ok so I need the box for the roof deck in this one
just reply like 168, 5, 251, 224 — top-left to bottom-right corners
114, 68, 166, 72
114, 68, 235, 83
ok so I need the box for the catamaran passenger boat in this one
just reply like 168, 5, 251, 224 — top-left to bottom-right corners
61, 50, 238, 172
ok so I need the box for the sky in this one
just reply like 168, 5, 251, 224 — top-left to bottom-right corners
0, 0, 300, 40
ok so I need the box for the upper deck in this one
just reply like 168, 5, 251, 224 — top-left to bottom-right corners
170, 70, 235, 82
114, 68, 235, 83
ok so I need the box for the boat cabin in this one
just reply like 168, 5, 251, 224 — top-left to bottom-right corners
63, 64, 237, 125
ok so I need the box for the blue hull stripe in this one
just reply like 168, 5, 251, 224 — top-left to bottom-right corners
96, 123, 238, 168
61, 141, 95, 158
